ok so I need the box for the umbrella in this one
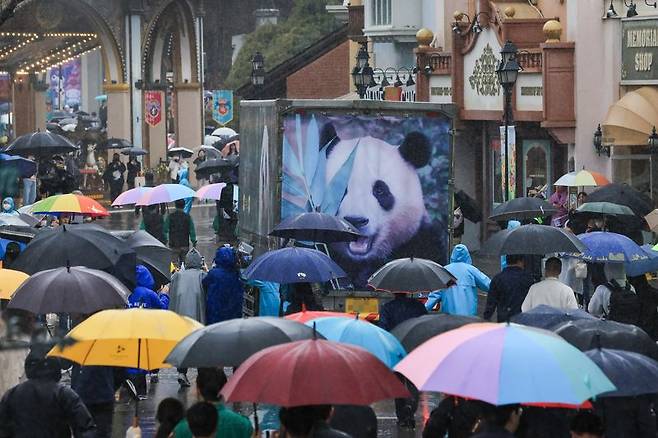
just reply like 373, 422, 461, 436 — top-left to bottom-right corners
575, 231, 647, 263
195, 183, 226, 201
284, 310, 355, 324
554, 170, 610, 187
645, 209, 658, 232
135, 184, 196, 206
309, 316, 407, 367
58, 117, 77, 127
220, 338, 409, 406
124, 231, 172, 285
165, 316, 318, 368
95, 94, 107, 101
0, 153, 36, 178
510, 305, 597, 330
17, 213, 40, 227
586, 183, 653, 217
0, 214, 32, 227
270, 212, 361, 243
554, 319, 658, 360
99, 138, 132, 150
167, 147, 194, 158
584, 348, 658, 397
482, 224, 587, 256
203, 135, 221, 146
111, 187, 153, 206
196, 145, 222, 159
367, 257, 457, 293
394, 323, 615, 406
576, 202, 634, 217
2, 131, 78, 156
194, 157, 238, 179
243, 247, 346, 284
0, 269, 29, 300
212, 127, 237, 138
391, 314, 481, 352
8, 265, 129, 314
215, 134, 240, 149
30, 194, 109, 217
625, 245, 658, 277
489, 197, 557, 221
120, 147, 148, 156
47, 110, 69, 122
454, 190, 482, 223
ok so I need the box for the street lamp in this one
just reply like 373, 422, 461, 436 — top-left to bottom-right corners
352, 43, 374, 99
251, 52, 265, 89
593, 124, 610, 157
648, 126, 658, 155
496, 41, 520, 202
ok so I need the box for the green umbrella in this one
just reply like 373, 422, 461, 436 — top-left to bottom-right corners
576, 202, 635, 216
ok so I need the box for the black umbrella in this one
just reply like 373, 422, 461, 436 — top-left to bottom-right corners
554, 319, 658, 360
584, 348, 658, 397
47, 110, 69, 122
167, 147, 194, 158
124, 230, 172, 285
587, 183, 654, 217
120, 147, 148, 156
8, 265, 129, 314
2, 131, 78, 156
510, 305, 597, 330
367, 257, 457, 293
270, 212, 361, 243
391, 313, 480, 352
99, 138, 132, 150
195, 157, 238, 179
454, 190, 482, 223
165, 316, 319, 368
489, 197, 557, 222
482, 224, 587, 256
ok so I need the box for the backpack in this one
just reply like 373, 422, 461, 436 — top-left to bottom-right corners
606, 281, 641, 325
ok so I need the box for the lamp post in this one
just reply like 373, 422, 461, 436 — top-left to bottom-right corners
648, 126, 658, 154
251, 52, 265, 97
352, 43, 374, 99
593, 124, 610, 157
496, 41, 520, 202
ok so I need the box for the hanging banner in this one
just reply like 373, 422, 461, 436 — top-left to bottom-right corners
500, 125, 517, 200
144, 91, 163, 127
212, 90, 233, 125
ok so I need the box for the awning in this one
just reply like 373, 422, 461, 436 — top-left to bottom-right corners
602, 86, 658, 146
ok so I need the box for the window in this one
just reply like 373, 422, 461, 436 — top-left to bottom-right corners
371, 0, 391, 25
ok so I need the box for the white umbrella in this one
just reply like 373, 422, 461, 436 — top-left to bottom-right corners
212, 127, 237, 138
204, 135, 220, 146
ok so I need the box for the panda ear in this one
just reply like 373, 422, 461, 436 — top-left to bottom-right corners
320, 123, 340, 155
399, 132, 431, 168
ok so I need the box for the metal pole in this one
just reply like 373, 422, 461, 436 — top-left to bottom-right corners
503, 84, 510, 202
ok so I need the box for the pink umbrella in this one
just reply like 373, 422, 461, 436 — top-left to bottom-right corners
195, 183, 226, 200
136, 184, 196, 206
111, 187, 153, 206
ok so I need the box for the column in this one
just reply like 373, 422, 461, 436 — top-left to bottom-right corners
175, 82, 203, 185
104, 83, 131, 140
126, 1, 144, 148
33, 91, 47, 132
12, 75, 34, 137
195, 11, 205, 137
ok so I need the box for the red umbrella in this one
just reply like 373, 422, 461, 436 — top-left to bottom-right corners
284, 310, 354, 324
220, 339, 409, 406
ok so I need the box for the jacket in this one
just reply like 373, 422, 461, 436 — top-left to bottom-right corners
246, 279, 281, 317
203, 247, 244, 324
128, 265, 169, 309
70, 365, 115, 406
379, 296, 427, 331
173, 403, 253, 438
178, 168, 194, 214
1, 197, 18, 216
426, 245, 491, 315
140, 207, 165, 243
484, 266, 534, 322
595, 396, 657, 438
169, 249, 207, 323
165, 209, 196, 248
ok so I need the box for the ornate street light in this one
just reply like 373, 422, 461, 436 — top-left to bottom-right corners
500, 40, 518, 65
648, 126, 658, 155
251, 52, 265, 88
352, 43, 374, 99
593, 124, 610, 157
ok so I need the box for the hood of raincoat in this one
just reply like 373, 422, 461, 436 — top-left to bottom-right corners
178, 168, 189, 183
450, 244, 472, 264
507, 220, 521, 230
135, 264, 155, 289
214, 246, 236, 270
185, 248, 203, 269
2, 197, 15, 213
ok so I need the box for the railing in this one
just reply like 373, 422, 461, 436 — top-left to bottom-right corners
518, 50, 542, 72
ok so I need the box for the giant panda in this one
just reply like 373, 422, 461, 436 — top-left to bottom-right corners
324, 126, 447, 288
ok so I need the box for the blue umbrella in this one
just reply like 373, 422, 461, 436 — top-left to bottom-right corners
585, 348, 658, 397
511, 304, 597, 330
309, 316, 407, 367
243, 247, 346, 284
576, 231, 648, 263
625, 245, 658, 277
0, 153, 36, 178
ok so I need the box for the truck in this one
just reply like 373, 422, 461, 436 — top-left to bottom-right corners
238, 99, 456, 313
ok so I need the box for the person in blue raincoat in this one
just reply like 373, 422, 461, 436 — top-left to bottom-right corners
203, 247, 244, 324
425, 244, 491, 315
500, 220, 521, 270
245, 279, 281, 317
177, 168, 194, 214
1, 197, 19, 216
128, 264, 169, 309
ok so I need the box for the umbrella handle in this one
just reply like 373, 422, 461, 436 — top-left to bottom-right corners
132, 416, 139, 428
253, 402, 259, 434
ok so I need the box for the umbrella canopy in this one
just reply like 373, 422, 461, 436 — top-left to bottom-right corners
482, 224, 587, 256
30, 194, 109, 217
135, 184, 196, 206
220, 338, 409, 406
111, 187, 153, 206
554, 170, 610, 187
270, 212, 361, 243
367, 257, 457, 293
243, 247, 346, 284
167, 147, 194, 158
576, 202, 634, 217
576, 231, 647, 263
194, 157, 238, 179
195, 145, 222, 159
645, 209, 658, 232
99, 138, 132, 150
120, 147, 148, 156
284, 310, 355, 324
510, 305, 597, 330
2, 131, 78, 156
124, 231, 172, 285
489, 197, 557, 222
454, 190, 482, 223
554, 319, 658, 360
394, 323, 615, 405
0, 269, 29, 300
585, 348, 658, 397
391, 314, 481, 352
212, 127, 237, 138
165, 316, 317, 368
48, 308, 203, 370
195, 183, 226, 201
16, 213, 40, 227
625, 244, 658, 277
0, 153, 36, 178
204, 135, 221, 146
8, 265, 129, 314
309, 316, 406, 367
0, 214, 32, 227
586, 183, 653, 217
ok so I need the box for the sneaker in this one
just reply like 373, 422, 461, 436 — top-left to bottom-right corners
177, 373, 191, 388
149, 373, 159, 384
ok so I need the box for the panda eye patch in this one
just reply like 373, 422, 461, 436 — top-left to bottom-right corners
372, 180, 394, 211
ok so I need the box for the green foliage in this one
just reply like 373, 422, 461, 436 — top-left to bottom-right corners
225, 0, 340, 90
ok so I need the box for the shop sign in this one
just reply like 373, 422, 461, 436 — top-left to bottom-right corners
621, 17, 658, 84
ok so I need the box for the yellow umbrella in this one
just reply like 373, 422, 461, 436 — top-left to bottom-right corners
0, 269, 29, 300
48, 308, 203, 370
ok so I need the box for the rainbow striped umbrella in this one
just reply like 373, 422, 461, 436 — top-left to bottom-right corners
112, 187, 152, 206
195, 183, 226, 200
395, 323, 614, 406
135, 184, 196, 206
554, 170, 610, 187
31, 194, 108, 217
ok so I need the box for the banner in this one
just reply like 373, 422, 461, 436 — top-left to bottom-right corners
212, 90, 233, 125
144, 91, 163, 127
500, 125, 517, 200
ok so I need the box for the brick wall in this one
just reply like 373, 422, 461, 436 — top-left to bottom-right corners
286, 40, 350, 99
